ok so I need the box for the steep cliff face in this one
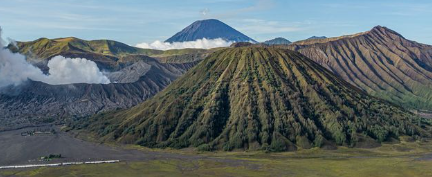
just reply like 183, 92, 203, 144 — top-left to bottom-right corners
77, 47, 430, 151
289, 26, 432, 111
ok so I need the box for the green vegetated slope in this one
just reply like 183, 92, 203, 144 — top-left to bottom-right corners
288, 26, 432, 111
76, 46, 431, 151
8, 37, 210, 68
152, 48, 222, 63
10, 37, 160, 59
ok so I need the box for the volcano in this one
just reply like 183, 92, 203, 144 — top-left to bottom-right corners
289, 26, 432, 111
165, 19, 256, 43
78, 46, 429, 151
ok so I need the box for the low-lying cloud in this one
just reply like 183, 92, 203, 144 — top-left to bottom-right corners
0, 29, 110, 87
135, 38, 232, 50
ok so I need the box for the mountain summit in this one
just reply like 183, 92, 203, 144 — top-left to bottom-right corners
165, 19, 257, 43
78, 46, 429, 151
289, 26, 432, 111
263, 37, 291, 45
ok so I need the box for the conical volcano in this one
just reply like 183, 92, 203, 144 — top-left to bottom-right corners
81, 47, 430, 151
165, 19, 256, 43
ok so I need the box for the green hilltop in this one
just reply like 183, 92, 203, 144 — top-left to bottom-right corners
75, 46, 431, 152
9, 37, 160, 59
7, 37, 211, 70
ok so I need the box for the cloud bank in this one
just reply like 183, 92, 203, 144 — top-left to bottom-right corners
135, 38, 232, 50
0, 29, 110, 87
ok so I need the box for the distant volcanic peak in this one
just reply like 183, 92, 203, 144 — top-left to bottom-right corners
165, 19, 257, 43
263, 37, 292, 45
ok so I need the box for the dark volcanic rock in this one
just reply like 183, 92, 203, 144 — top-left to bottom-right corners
0, 60, 199, 131
1, 37, 209, 130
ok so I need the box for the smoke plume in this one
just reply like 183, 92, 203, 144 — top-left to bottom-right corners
135, 38, 232, 50
0, 29, 110, 87
43, 56, 110, 85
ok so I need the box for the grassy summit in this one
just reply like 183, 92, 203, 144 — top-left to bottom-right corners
8, 37, 209, 67
9, 37, 160, 59
76, 46, 431, 151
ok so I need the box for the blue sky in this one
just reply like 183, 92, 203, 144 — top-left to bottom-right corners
1, 0, 431, 45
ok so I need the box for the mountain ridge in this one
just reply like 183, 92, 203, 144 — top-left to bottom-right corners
263, 37, 291, 45
292, 26, 404, 45
7, 37, 210, 71
307, 36, 327, 40
288, 26, 432, 111
0, 56, 199, 131
0, 37, 209, 130
75, 46, 430, 151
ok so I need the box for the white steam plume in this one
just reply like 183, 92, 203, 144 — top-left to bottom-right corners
43, 56, 110, 85
0, 42, 46, 87
0, 29, 110, 87
135, 38, 232, 50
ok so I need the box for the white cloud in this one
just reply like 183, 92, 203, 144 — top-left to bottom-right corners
0, 28, 110, 87
135, 38, 232, 50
